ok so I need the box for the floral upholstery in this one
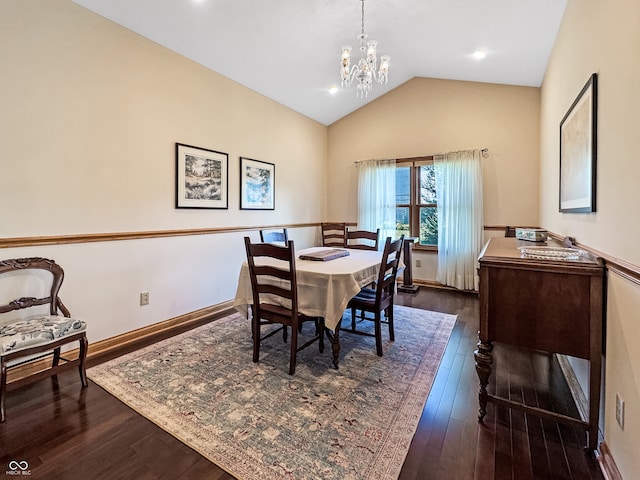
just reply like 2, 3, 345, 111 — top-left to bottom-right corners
0, 315, 87, 355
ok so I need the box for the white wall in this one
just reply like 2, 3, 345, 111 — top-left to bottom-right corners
0, 0, 326, 343
540, 0, 640, 476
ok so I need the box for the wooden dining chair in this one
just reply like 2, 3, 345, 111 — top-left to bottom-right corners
346, 228, 380, 250
0, 257, 88, 422
244, 237, 324, 375
321, 222, 346, 247
259, 228, 289, 245
343, 236, 404, 356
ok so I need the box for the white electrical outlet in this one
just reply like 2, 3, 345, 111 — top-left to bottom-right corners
140, 292, 150, 306
615, 392, 625, 429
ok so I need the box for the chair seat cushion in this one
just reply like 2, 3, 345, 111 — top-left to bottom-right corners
350, 289, 392, 308
356, 287, 376, 298
0, 315, 87, 355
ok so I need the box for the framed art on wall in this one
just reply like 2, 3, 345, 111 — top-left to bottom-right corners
176, 143, 229, 209
559, 73, 598, 213
240, 157, 275, 210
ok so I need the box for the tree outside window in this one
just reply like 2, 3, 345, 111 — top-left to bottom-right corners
395, 159, 438, 247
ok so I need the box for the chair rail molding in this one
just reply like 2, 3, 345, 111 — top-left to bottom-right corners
0, 224, 321, 249
546, 231, 640, 286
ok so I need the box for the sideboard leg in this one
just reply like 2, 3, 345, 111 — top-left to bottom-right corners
474, 339, 493, 422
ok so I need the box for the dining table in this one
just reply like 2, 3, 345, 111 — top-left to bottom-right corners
233, 246, 384, 368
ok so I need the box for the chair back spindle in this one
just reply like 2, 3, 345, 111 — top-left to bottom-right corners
346, 228, 380, 250
259, 228, 289, 245
321, 223, 346, 247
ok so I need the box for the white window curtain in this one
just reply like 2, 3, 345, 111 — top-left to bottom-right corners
357, 159, 396, 247
434, 150, 484, 291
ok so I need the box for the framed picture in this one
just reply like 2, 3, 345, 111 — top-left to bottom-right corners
176, 143, 228, 209
559, 73, 598, 213
240, 157, 275, 210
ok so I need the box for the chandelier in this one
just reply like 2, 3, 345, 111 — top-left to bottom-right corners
340, 0, 390, 98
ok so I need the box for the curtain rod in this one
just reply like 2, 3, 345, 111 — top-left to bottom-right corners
353, 157, 393, 165
353, 148, 489, 165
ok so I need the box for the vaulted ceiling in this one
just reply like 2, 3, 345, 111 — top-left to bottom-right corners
72, 0, 567, 126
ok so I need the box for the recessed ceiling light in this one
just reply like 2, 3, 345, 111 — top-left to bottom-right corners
329, 86, 339, 95
472, 50, 487, 60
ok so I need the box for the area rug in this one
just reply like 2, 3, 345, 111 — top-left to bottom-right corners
88, 305, 457, 480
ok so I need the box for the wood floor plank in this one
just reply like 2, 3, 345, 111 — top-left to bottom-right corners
427, 350, 467, 451
475, 409, 497, 480
509, 349, 534, 479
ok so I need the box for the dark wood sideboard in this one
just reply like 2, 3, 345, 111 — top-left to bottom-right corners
474, 236, 605, 452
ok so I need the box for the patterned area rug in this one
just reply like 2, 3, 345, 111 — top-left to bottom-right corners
88, 306, 457, 480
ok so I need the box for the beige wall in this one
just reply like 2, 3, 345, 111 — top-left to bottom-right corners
0, 1, 327, 342
540, 0, 640, 476
327, 77, 540, 280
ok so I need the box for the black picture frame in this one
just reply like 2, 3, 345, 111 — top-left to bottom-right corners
239, 157, 275, 210
176, 143, 229, 209
559, 73, 598, 213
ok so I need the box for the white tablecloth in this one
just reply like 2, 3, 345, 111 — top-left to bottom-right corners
233, 247, 382, 331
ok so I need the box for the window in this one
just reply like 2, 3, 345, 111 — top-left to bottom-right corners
395, 158, 437, 247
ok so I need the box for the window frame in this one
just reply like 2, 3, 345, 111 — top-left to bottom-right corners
396, 156, 438, 251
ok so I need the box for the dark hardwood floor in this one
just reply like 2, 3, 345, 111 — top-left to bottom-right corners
0, 288, 604, 479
